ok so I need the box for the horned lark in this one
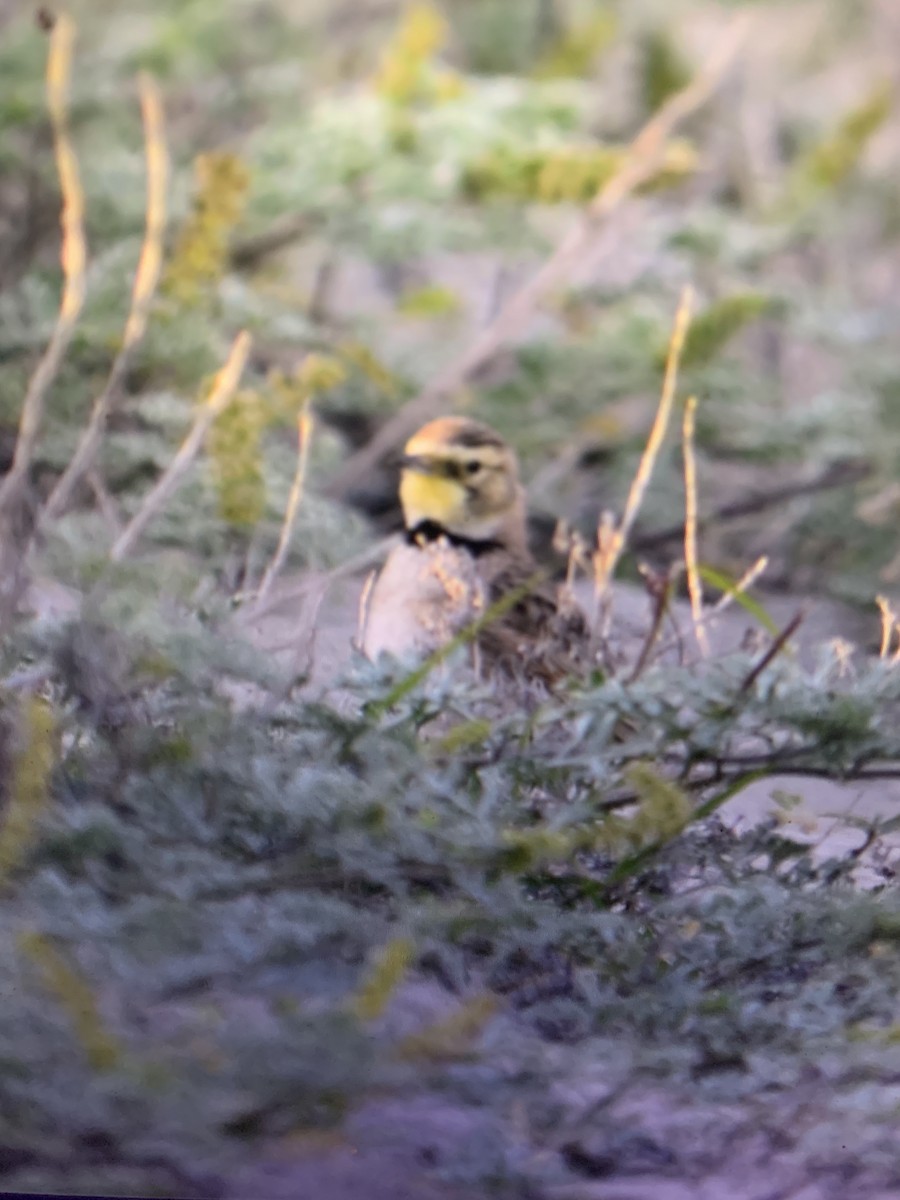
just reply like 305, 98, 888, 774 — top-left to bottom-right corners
360, 416, 588, 686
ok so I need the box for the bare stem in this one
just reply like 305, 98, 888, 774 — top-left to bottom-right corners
254, 405, 315, 608
682, 395, 708, 656
0, 15, 85, 513
627, 567, 675, 682
590, 285, 694, 641
43, 73, 168, 523
109, 332, 252, 562
656, 554, 769, 658
876, 594, 897, 660
237, 534, 400, 629
739, 609, 806, 694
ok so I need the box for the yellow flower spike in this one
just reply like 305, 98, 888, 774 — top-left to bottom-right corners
164, 151, 250, 304
0, 697, 57, 881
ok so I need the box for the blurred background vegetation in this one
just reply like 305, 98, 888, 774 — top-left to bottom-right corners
1, 0, 899, 605
4, 3, 900, 1197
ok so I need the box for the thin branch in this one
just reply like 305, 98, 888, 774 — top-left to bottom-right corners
254, 404, 315, 609
709, 555, 769, 618
876, 594, 897, 660
109, 331, 252, 562
0, 14, 85, 512
87, 469, 123, 534
709, 762, 900, 783
655, 554, 769, 658
229, 212, 313, 269
632, 457, 871, 552
236, 533, 400, 628
267, 579, 332, 709
739, 608, 806, 694
627, 565, 675, 682
43, 73, 168, 523
355, 568, 378, 653
324, 16, 751, 502
612, 287, 694, 574
682, 394, 708, 656
591, 285, 694, 639
595, 755, 900, 818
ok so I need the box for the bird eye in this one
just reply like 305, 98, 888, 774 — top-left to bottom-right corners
464, 460, 481, 476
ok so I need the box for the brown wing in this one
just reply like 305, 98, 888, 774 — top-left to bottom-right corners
475, 551, 590, 686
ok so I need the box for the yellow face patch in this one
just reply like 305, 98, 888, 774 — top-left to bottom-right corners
399, 468, 465, 529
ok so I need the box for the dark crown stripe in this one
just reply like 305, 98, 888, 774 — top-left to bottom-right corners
449, 426, 506, 450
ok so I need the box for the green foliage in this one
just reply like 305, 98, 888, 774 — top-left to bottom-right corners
4, 4, 900, 1189
395, 994, 498, 1060
0, 697, 57, 880
163, 152, 251, 305
350, 938, 415, 1020
396, 283, 461, 317
2, 0, 895, 612
269, 355, 348, 424
463, 139, 696, 204
208, 390, 266, 528
639, 27, 691, 115
617, 762, 691, 848
0, 22, 46, 132
533, 11, 618, 80
375, 2, 464, 107
698, 565, 780, 636
675, 292, 781, 369
18, 931, 123, 1072
449, 0, 551, 75
788, 81, 892, 203
0, 606, 899, 1193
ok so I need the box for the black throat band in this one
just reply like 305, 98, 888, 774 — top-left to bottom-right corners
407, 520, 502, 558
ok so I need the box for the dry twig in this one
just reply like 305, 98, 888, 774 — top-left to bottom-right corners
325, 17, 750, 502
0, 15, 85, 626
875, 594, 897, 660
355, 568, 379, 653
682, 394, 708, 656
628, 565, 677, 682
238, 533, 400, 628
87, 470, 124, 535
0, 15, 85, 514
739, 609, 806, 694
656, 554, 769, 659
589, 285, 694, 642
229, 213, 313, 269
633, 458, 871, 553
109, 332, 252, 561
43, 73, 168, 522
254, 405, 315, 608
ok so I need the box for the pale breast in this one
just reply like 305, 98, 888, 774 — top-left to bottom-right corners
360, 539, 488, 662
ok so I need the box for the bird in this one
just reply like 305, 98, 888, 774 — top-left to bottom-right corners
359, 415, 590, 687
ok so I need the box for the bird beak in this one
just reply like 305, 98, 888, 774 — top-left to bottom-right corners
397, 453, 437, 475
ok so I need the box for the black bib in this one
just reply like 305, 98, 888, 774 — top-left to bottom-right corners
407, 520, 502, 558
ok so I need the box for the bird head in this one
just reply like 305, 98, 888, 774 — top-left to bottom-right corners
398, 416, 526, 547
